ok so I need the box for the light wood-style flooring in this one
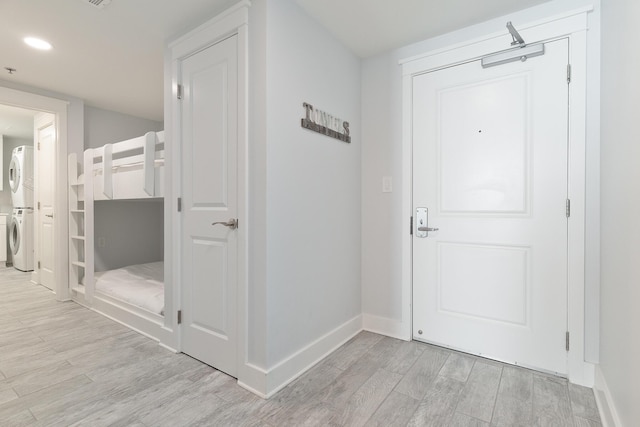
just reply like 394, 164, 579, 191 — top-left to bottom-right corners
0, 267, 601, 426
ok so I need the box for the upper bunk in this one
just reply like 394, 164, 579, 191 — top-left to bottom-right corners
69, 130, 165, 201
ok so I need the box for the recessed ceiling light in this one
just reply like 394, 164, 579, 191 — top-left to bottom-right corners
24, 37, 52, 51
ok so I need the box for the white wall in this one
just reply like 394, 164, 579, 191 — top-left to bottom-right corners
599, 0, 640, 424
361, 0, 601, 355
84, 105, 162, 149
93, 200, 164, 272
257, 0, 362, 368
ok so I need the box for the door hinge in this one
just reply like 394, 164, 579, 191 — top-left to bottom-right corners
566, 199, 571, 218
38, 142, 41, 150
177, 197, 182, 212
410, 216, 413, 235
566, 331, 570, 351
37, 261, 41, 269
177, 84, 183, 100
38, 201, 41, 210
177, 310, 182, 324
567, 64, 572, 84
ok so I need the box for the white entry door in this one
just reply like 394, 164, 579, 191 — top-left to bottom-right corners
412, 39, 569, 374
35, 113, 56, 291
180, 34, 238, 377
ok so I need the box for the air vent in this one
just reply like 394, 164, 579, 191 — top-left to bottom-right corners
81, 0, 112, 9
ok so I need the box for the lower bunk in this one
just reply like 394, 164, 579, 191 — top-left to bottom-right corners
71, 261, 175, 349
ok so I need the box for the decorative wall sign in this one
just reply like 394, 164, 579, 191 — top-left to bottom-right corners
301, 102, 351, 143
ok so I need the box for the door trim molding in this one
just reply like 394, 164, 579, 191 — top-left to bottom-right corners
400, 8, 595, 386
0, 87, 69, 300
166, 0, 250, 387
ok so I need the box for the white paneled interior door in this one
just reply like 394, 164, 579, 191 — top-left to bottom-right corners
35, 113, 56, 291
412, 39, 570, 374
180, 34, 238, 377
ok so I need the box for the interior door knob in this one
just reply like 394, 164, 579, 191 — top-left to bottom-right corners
211, 218, 238, 230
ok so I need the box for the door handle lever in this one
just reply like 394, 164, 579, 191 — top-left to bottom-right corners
416, 207, 438, 238
212, 218, 238, 230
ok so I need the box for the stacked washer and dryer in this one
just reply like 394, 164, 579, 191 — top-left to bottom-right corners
8, 146, 34, 272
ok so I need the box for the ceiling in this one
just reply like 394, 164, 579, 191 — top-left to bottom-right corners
296, 0, 552, 58
0, 0, 551, 124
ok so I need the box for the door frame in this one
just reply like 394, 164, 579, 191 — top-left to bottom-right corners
0, 87, 69, 300
166, 0, 249, 383
400, 8, 595, 386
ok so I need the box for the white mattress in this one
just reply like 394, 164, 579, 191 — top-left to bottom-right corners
94, 261, 164, 315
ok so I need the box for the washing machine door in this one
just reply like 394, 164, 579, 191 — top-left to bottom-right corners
9, 216, 20, 256
9, 154, 21, 194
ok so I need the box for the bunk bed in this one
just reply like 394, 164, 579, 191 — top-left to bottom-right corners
68, 131, 171, 344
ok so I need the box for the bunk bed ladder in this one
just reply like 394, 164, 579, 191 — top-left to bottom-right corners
68, 152, 89, 297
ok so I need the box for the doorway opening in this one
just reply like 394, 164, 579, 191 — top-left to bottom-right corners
0, 86, 70, 300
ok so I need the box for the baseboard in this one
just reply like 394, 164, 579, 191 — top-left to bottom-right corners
594, 365, 622, 427
363, 313, 410, 341
237, 363, 269, 399
238, 314, 363, 398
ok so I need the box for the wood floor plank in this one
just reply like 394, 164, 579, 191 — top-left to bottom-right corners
574, 415, 603, 427
0, 375, 93, 421
0, 380, 18, 405
406, 375, 464, 427
395, 346, 450, 400
30, 356, 203, 426
0, 347, 67, 379
77, 366, 220, 426
330, 368, 402, 427
569, 383, 601, 422
438, 352, 475, 383
1, 409, 36, 426
54, 329, 148, 363
455, 361, 502, 422
137, 370, 231, 426
366, 337, 426, 375
6, 360, 86, 397
491, 394, 533, 426
532, 375, 575, 426
259, 359, 343, 424
0, 327, 41, 347
323, 331, 383, 370
191, 402, 273, 427
498, 365, 533, 401
367, 390, 420, 427
449, 412, 490, 426
317, 353, 382, 406
0, 336, 48, 362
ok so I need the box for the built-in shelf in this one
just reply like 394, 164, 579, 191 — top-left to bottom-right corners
69, 151, 91, 299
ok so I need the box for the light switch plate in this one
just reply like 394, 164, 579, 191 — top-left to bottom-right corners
382, 176, 392, 193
